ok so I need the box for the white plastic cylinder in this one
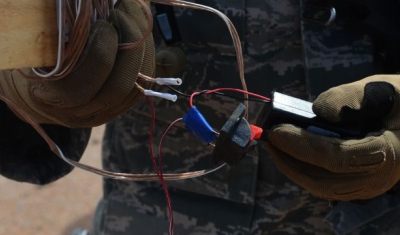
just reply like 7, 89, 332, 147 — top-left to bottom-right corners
155, 78, 182, 86
144, 90, 178, 102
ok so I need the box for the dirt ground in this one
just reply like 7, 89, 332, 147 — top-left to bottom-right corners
0, 125, 105, 235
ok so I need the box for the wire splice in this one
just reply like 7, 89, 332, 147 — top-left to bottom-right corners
183, 106, 217, 143
144, 90, 177, 102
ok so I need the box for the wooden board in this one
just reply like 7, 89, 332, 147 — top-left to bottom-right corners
0, 0, 57, 70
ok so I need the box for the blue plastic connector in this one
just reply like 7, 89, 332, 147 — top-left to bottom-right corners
183, 106, 216, 143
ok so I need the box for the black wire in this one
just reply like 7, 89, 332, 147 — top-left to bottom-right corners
164, 85, 194, 97
165, 85, 269, 103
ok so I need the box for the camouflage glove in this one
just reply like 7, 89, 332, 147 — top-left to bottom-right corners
0, 0, 154, 128
266, 75, 400, 201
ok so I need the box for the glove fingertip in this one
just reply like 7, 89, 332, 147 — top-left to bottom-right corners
312, 91, 342, 123
267, 124, 303, 145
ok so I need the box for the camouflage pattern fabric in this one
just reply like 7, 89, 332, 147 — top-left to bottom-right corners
92, 0, 400, 234
300, 0, 385, 99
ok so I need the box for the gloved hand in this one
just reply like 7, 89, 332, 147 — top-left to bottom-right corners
0, 0, 154, 128
0, 0, 153, 184
266, 75, 400, 201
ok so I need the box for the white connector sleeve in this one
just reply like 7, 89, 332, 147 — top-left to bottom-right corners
155, 78, 182, 86
144, 90, 177, 102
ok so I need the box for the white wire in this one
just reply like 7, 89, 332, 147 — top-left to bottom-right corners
32, 0, 65, 78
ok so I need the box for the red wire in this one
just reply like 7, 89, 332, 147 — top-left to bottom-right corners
189, 88, 271, 107
146, 96, 174, 235
158, 117, 182, 235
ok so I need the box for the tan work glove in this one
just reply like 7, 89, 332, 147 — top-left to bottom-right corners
266, 75, 400, 201
0, 0, 154, 128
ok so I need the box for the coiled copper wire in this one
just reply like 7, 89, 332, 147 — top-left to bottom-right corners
18, 0, 153, 82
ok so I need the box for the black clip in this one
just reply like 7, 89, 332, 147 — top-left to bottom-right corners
211, 104, 257, 166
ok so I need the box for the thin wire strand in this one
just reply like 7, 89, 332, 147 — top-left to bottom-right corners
165, 85, 270, 103
158, 118, 183, 235
146, 97, 174, 235
135, 82, 146, 93
138, 73, 157, 82
189, 88, 271, 108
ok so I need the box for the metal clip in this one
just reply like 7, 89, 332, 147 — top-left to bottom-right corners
302, 5, 337, 26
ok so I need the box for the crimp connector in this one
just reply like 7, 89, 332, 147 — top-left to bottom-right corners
183, 106, 217, 143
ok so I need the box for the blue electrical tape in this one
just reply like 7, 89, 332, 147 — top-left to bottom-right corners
183, 106, 216, 143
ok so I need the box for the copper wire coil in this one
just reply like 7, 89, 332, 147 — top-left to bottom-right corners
19, 0, 153, 82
